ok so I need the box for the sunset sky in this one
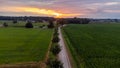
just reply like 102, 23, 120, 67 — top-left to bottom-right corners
0, 0, 120, 18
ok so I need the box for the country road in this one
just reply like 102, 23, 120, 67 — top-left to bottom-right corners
58, 27, 72, 68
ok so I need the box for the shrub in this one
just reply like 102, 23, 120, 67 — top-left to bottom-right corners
47, 21, 54, 28
52, 35, 60, 43
46, 58, 63, 68
3, 22, 8, 27
43, 25, 45, 27
39, 25, 46, 28
39, 26, 43, 28
13, 20, 17, 24
53, 32, 59, 36
50, 44, 61, 56
25, 22, 33, 28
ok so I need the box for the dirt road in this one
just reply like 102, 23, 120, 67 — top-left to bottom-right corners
58, 27, 72, 68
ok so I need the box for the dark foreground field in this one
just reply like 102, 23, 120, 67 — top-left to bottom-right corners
0, 27, 53, 64
63, 24, 120, 68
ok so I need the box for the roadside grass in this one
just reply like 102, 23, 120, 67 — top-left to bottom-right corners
0, 27, 53, 64
63, 24, 120, 68
62, 29, 85, 68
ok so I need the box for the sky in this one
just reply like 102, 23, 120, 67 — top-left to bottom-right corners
0, 0, 120, 18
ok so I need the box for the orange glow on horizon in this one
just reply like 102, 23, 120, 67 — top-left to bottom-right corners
1, 6, 83, 18
55, 13, 84, 18
20, 7, 83, 18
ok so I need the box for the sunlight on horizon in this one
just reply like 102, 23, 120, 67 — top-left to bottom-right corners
0, 6, 83, 18
22, 7, 83, 18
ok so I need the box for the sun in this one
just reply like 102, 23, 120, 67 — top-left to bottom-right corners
54, 13, 63, 18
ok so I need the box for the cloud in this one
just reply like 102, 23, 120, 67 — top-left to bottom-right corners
0, 6, 61, 17
0, 6, 83, 18
105, 2, 119, 5
0, 0, 120, 18
104, 10, 120, 13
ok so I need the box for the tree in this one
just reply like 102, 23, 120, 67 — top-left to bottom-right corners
54, 27, 59, 36
47, 20, 54, 28
46, 58, 63, 68
3, 22, 8, 27
53, 31, 59, 36
82, 19, 90, 24
13, 20, 17, 24
64, 18, 90, 24
50, 44, 61, 56
57, 19, 68, 26
52, 35, 60, 43
25, 21, 33, 28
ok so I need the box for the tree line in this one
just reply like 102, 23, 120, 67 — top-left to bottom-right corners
57, 17, 90, 25
0, 16, 55, 22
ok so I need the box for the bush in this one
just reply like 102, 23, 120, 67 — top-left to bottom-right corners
53, 32, 59, 36
25, 22, 33, 28
55, 27, 58, 31
53, 27, 59, 36
13, 20, 17, 24
3, 22, 8, 27
47, 21, 54, 28
46, 58, 63, 68
43, 25, 45, 27
39, 25, 46, 28
39, 26, 43, 28
50, 44, 61, 56
54, 27, 58, 32
52, 35, 60, 43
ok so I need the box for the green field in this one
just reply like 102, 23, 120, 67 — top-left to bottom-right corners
63, 24, 120, 68
0, 27, 53, 64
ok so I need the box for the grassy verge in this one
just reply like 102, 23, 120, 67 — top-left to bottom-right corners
46, 26, 63, 68
62, 28, 85, 68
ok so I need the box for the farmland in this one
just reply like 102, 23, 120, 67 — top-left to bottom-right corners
0, 20, 48, 27
62, 24, 120, 68
0, 21, 53, 64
